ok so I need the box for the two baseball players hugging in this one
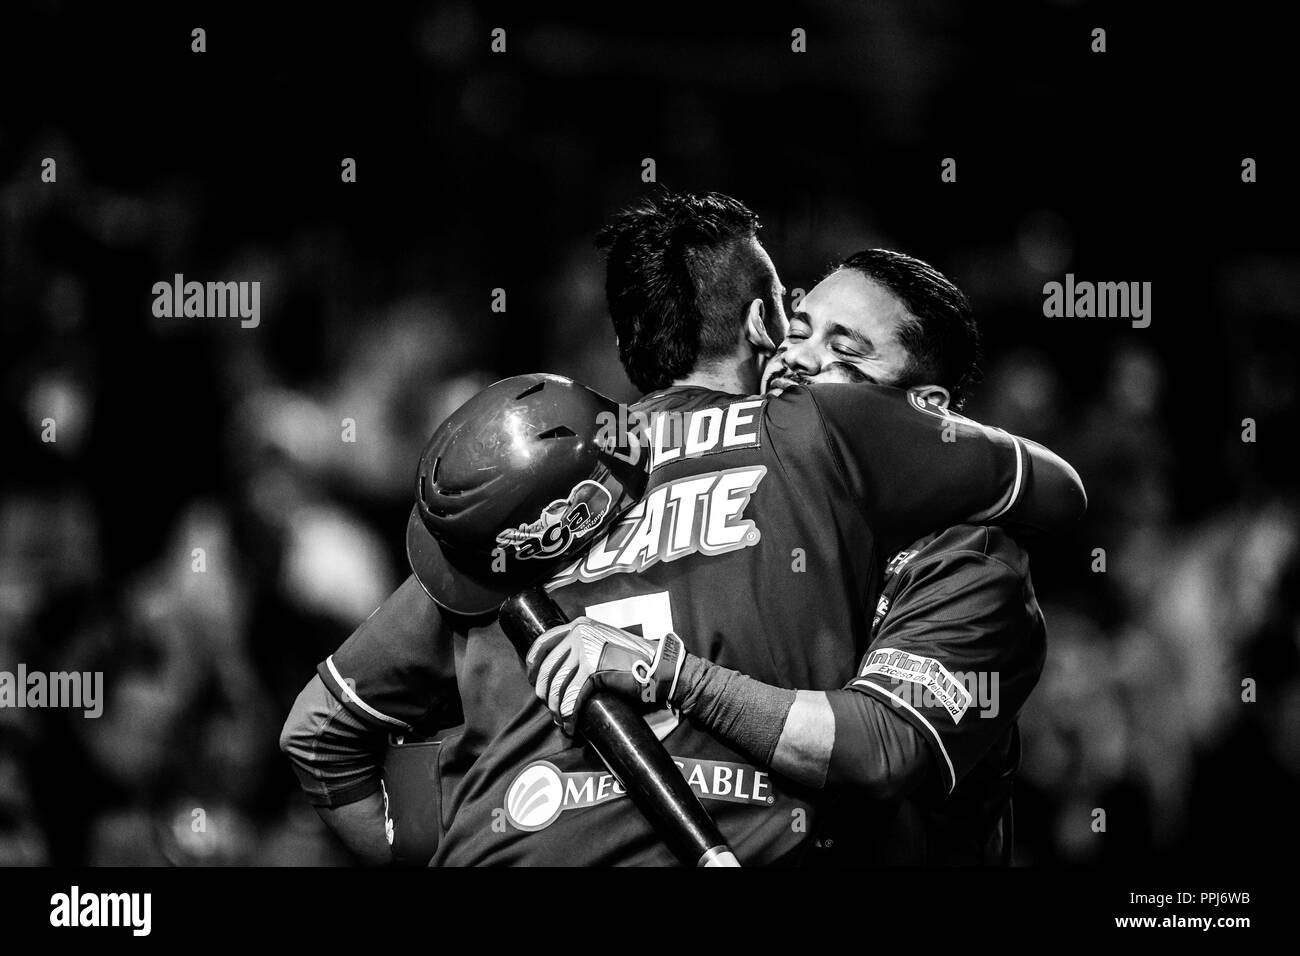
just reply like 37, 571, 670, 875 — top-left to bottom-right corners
280, 191, 1086, 867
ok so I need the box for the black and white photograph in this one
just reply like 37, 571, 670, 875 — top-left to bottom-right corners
0, 0, 1293, 937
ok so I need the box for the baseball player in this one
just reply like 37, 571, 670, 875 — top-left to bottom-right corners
281, 192, 1084, 864
528, 250, 1056, 864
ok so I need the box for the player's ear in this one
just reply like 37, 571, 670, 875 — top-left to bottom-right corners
744, 299, 776, 354
912, 384, 952, 409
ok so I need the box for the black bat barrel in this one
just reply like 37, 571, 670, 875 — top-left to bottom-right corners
499, 587, 739, 867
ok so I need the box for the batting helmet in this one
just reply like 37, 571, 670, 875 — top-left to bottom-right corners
406, 373, 648, 615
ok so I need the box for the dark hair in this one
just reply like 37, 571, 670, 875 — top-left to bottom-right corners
597, 191, 765, 393
838, 249, 982, 408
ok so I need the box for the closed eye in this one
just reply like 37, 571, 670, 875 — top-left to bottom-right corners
830, 361, 875, 384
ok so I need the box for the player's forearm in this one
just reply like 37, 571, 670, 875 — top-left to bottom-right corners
769, 691, 836, 786
281, 674, 393, 863
672, 652, 801, 772
314, 792, 393, 866
1008, 436, 1087, 533
674, 655, 832, 787
674, 655, 928, 798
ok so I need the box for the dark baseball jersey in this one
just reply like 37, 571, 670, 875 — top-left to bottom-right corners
319, 383, 1065, 865
825, 524, 1044, 865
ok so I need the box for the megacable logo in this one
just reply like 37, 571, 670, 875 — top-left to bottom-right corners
502, 757, 773, 832
504, 762, 568, 831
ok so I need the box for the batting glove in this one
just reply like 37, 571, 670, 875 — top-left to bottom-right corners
525, 616, 686, 736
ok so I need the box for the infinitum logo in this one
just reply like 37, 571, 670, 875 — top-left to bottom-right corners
50, 886, 151, 936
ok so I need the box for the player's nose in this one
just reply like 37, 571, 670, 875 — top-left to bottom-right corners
782, 338, 819, 375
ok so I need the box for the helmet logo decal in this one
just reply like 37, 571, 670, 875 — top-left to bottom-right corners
495, 480, 614, 561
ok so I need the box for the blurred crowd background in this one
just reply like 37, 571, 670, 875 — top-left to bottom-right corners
2, 1, 1296, 865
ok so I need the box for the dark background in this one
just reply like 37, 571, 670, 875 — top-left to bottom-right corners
1, 0, 1296, 865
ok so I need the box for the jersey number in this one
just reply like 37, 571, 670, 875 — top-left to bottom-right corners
581, 591, 679, 739
582, 591, 674, 641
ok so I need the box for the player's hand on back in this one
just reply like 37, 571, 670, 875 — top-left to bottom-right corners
525, 617, 686, 735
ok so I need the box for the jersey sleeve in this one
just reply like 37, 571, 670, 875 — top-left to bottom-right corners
317, 573, 463, 735
780, 383, 1083, 554
280, 673, 386, 808
843, 529, 1044, 793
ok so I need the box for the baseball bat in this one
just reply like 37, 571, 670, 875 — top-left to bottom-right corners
499, 587, 740, 867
